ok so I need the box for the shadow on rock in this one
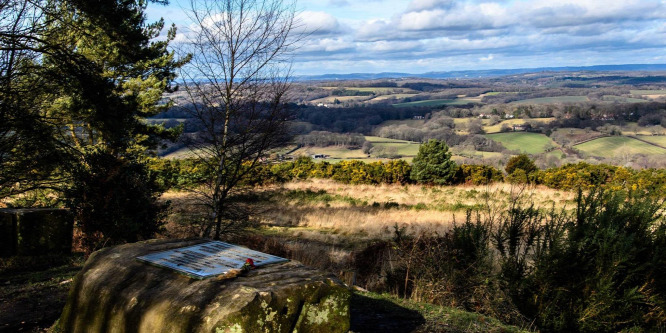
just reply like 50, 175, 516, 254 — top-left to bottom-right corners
350, 293, 425, 333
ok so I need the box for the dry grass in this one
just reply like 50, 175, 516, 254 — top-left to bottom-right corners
162, 179, 575, 242
252, 179, 574, 239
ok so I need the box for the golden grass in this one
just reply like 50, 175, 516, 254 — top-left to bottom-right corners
251, 179, 575, 239
162, 179, 575, 242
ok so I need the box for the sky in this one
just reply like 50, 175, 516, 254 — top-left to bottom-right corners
146, 0, 666, 75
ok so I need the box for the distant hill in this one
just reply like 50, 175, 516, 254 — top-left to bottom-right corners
296, 64, 666, 81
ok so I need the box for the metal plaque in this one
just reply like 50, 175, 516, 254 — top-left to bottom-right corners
136, 241, 288, 279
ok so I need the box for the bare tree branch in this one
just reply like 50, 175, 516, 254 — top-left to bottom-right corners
176, 0, 302, 238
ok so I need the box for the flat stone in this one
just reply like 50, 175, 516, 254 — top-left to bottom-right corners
54, 239, 351, 333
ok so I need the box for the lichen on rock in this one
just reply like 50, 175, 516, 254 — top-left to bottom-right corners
55, 239, 350, 333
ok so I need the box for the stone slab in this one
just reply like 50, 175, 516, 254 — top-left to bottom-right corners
55, 239, 351, 333
136, 241, 288, 279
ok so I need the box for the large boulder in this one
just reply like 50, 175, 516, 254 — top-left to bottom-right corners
55, 239, 351, 333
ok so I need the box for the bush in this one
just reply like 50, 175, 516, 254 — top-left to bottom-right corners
505, 154, 538, 176
453, 164, 504, 185
353, 188, 666, 331
526, 189, 666, 331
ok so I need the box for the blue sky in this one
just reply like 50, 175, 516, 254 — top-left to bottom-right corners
146, 0, 666, 75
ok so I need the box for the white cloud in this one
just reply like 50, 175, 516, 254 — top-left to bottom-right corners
295, 11, 344, 35
406, 0, 454, 12
479, 54, 494, 61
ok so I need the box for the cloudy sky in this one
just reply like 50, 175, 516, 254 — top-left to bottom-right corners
146, 0, 666, 75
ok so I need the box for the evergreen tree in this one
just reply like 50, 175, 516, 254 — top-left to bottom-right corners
1, 0, 186, 250
410, 139, 457, 185
47, 0, 185, 250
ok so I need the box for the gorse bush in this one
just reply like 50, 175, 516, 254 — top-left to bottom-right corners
149, 157, 666, 195
353, 189, 666, 332
526, 189, 666, 332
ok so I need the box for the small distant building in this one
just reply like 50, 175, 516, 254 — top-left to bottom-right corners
312, 154, 329, 159
513, 125, 526, 131
413, 115, 425, 120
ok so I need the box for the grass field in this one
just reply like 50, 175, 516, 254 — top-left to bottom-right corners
369, 93, 418, 101
244, 180, 574, 239
486, 132, 557, 154
319, 86, 415, 93
574, 136, 666, 157
292, 146, 368, 159
309, 95, 372, 104
601, 95, 649, 103
510, 96, 589, 105
635, 135, 666, 148
291, 136, 421, 161
372, 142, 421, 156
453, 150, 504, 159
483, 118, 556, 133
392, 98, 479, 108
630, 90, 666, 95
364, 136, 413, 143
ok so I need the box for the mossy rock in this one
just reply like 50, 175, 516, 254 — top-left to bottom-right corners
55, 239, 350, 333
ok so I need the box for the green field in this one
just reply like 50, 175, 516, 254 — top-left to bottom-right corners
483, 118, 556, 133
486, 132, 557, 154
310, 95, 371, 104
369, 93, 418, 101
453, 150, 503, 159
574, 136, 666, 157
635, 135, 666, 148
392, 98, 479, 108
371, 142, 421, 156
602, 95, 649, 103
510, 96, 589, 105
630, 90, 666, 95
364, 136, 413, 143
292, 146, 368, 159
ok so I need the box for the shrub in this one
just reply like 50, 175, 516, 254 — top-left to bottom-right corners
453, 164, 504, 185
505, 154, 538, 176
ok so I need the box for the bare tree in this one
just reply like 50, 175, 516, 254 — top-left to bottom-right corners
177, 0, 301, 239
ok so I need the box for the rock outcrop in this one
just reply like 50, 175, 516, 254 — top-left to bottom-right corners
55, 239, 350, 333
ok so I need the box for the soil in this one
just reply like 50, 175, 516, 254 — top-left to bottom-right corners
0, 257, 82, 332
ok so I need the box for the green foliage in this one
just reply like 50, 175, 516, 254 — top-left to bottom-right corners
2, 0, 183, 250
453, 164, 504, 185
357, 188, 666, 331
505, 154, 538, 176
410, 139, 457, 185
525, 189, 666, 331
66, 150, 167, 252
